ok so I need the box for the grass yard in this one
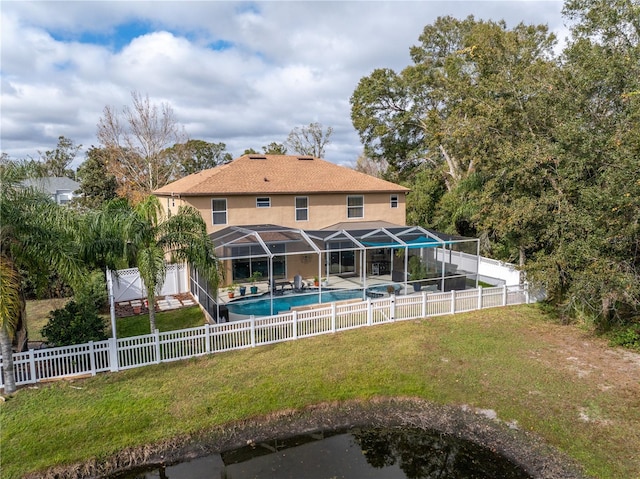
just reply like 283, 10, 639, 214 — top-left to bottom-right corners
116, 306, 205, 337
2, 305, 639, 478
26, 297, 205, 342
25, 297, 70, 342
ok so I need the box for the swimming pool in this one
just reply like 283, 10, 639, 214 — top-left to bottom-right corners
226, 288, 386, 317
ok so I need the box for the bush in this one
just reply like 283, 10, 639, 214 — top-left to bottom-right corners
41, 300, 108, 346
74, 270, 108, 312
608, 325, 640, 351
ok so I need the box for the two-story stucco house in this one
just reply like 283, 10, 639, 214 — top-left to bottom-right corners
154, 154, 409, 233
155, 154, 479, 316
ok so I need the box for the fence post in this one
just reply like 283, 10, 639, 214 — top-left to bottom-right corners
421, 291, 427, 318
89, 341, 97, 376
502, 285, 508, 306
367, 298, 373, 326
154, 329, 161, 364
292, 311, 298, 339
450, 290, 457, 314
109, 337, 119, 372
524, 283, 530, 304
28, 349, 37, 384
331, 303, 337, 332
390, 294, 396, 321
477, 286, 483, 310
250, 316, 256, 347
205, 324, 211, 354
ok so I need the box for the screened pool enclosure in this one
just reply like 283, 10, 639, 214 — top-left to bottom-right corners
190, 225, 480, 320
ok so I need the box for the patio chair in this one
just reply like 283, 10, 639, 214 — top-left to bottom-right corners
293, 274, 306, 293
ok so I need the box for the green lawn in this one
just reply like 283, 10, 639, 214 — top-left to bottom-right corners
2, 305, 639, 478
116, 306, 206, 337
26, 298, 205, 342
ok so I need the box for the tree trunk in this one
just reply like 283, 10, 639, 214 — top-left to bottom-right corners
0, 324, 17, 394
601, 295, 614, 330
519, 246, 526, 285
148, 291, 157, 332
12, 294, 28, 352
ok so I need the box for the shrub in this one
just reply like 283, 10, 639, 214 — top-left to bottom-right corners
608, 325, 640, 351
74, 270, 108, 312
41, 300, 108, 346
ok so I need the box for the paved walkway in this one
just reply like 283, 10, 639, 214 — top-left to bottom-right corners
116, 293, 196, 317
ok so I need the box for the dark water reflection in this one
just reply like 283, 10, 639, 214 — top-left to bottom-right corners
115, 427, 531, 479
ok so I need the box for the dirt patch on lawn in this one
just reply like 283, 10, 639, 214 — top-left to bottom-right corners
31, 397, 590, 479
524, 321, 640, 401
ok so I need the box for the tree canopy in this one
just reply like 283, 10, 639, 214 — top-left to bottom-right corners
351, 3, 640, 326
166, 139, 233, 177
37, 136, 81, 179
0, 161, 87, 393
97, 91, 186, 201
285, 122, 333, 158
75, 146, 119, 208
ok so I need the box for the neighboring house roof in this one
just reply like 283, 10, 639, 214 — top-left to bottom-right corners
154, 154, 409, 196
22, 177, 80, 194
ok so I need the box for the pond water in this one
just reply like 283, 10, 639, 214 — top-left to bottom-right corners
113, 427, 531, 479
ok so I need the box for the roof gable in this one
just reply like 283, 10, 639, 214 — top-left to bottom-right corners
154, 155, 409, 196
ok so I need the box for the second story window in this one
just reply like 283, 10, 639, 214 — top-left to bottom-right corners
390, 194, 399, 208
347, 195, 364, 219
295, 196, 308, 221
256, 197, 271, 208
212, 198, 227, 225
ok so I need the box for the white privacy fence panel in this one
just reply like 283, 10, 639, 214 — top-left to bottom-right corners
111, 268, 145, 302
435, 248, 480, 274
2, 285, 530, 390
433, 250, 522, 286
478, 257, 522, 286
110, 264, 188, 302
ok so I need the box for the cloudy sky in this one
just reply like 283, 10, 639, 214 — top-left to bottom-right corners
1, 1, 567, 168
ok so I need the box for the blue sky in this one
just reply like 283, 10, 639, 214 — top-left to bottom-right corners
1, 1, 567, 167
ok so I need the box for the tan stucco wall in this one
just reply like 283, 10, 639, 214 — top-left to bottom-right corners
160, 192, 406, 235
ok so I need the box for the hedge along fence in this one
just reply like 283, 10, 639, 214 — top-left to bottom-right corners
1, 284, 530, 390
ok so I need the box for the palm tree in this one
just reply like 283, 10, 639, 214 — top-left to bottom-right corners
0, 258, 22, 394
121, 195, 220, 332
0, 161, 84, 394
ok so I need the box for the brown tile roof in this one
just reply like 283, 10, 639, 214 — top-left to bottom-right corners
322, 220, 404, 230
154, 155, 409, 196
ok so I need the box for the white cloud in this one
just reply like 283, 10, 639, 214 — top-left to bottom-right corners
1, 0, 565, 166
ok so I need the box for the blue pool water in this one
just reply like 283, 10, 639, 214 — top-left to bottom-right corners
227, 289, 369, 316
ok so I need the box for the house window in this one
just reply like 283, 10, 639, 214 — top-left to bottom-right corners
347, 195, 364, 218
390, 194, 399, 208
295, 196, 308, 221
256, 197, 271, 208
231, 243, 286, 281
212, 198, 227, 225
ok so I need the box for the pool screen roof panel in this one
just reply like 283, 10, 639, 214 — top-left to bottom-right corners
210, 225, 476, 260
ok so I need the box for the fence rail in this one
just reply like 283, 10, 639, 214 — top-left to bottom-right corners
1, 285, 530, 390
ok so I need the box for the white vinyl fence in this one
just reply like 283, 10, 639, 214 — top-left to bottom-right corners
109, 264, 188, 303
1, 284, 530, 390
